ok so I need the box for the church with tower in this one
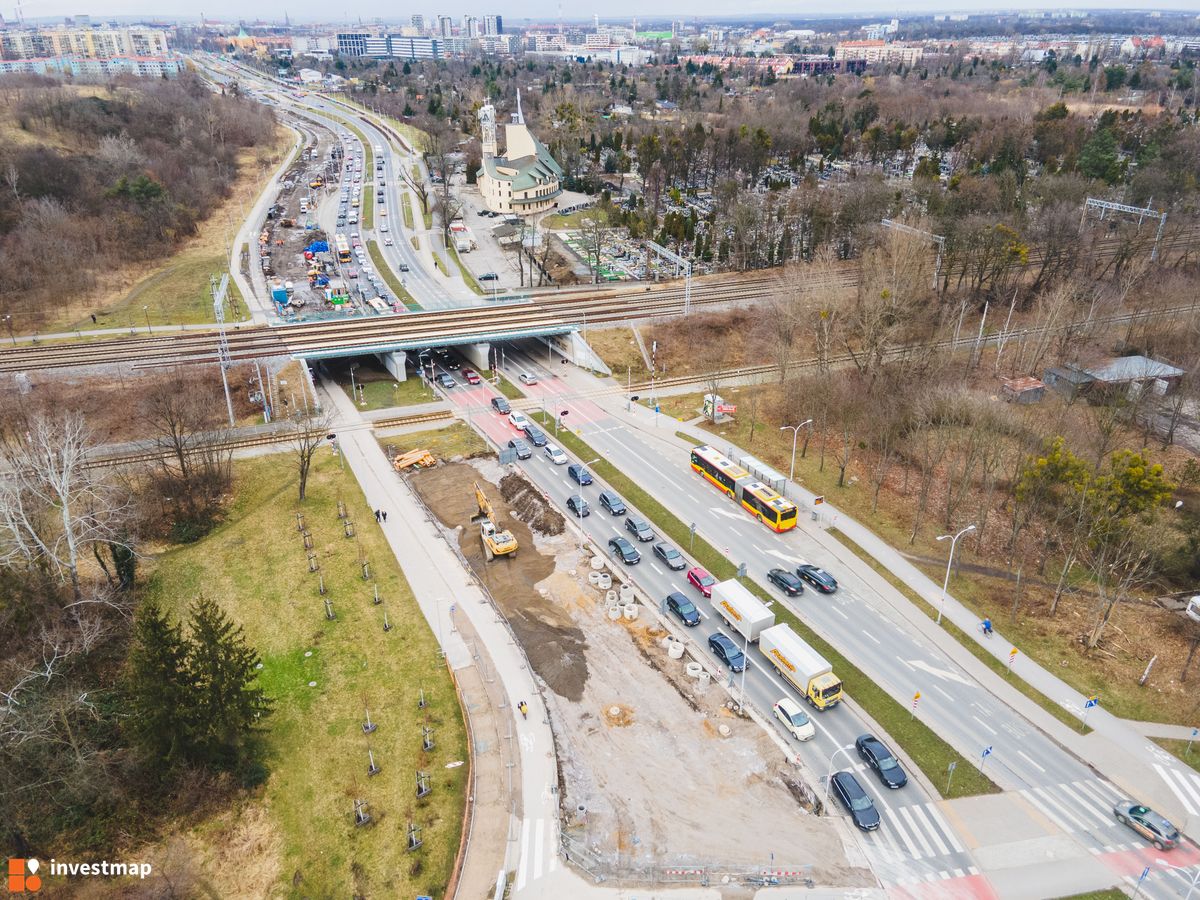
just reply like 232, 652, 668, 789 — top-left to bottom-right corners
476, 92, 562, 217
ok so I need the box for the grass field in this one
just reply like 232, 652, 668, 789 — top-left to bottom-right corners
532, 412, 999, 800
143, 453, 467, 897
367, 240, 421, 310
446, 244, 484, 295
339, 372, 437, 411
541, 210, 596, 230
380, 423, 490, 461
401, 193, 415, 231
494, 374, 525, 401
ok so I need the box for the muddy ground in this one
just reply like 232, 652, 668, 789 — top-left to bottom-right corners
410, 460, 589, 701
409, 460, 872, 887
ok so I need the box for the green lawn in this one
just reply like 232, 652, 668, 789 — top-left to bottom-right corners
401, 193, 415, 231
142, 453, 467, 898
827, 527, 1093, 735
339, 372, 437, 411
1050, 891, 1128, 900
446, 244, 484, 295
367, 240, 421, 310
432, 253, 450, 277
532, 412, 999, 800
541, 210, 595, 230
380, 423, 491, 461
494, 374, 525, 401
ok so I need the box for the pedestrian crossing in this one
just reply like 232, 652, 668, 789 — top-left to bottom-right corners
1017, 777, 1126, 836
513, 817, 558, 894
860, 796, 967, 869
1154, 762, 1200, 816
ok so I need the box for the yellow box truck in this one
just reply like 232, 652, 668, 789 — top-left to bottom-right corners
758, 624, 843, 710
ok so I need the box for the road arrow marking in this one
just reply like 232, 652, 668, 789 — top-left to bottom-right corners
904, 658, 973, 686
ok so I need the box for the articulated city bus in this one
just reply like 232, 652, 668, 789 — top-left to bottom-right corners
690, 445, 798, 533
335, 234, 351, 264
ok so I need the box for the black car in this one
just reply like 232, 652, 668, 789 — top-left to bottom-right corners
855, 734, 908, 789
708, 633, 745, 672
666, 592, 701, 627
491, 396, 512, 414
796, 564, 838, 593
608, 536, 641, 565
523, 424, 548, 447
508, 438, 531, 460
568, 464, 593, 485
625, 516, 655, 542
479, 272, 499, 281
768, 568, 805, 596
654, 542, 687, 571
437, 373, 456, 389
831, 771, 880, 831
598, 490, 626, 515
566, 495, 590, 517
399, 263, 410, 272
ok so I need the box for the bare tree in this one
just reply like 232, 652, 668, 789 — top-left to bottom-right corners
289, 409, 335, 502
579, 205, 613, 285
0, 415, 133, 601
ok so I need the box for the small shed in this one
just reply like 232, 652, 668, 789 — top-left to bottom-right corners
1084, 355, 1185, 397
1000, 376, 1046, 404
1043, 365, 1094, 400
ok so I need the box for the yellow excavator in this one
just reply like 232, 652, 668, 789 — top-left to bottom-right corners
471, 482, 518, 560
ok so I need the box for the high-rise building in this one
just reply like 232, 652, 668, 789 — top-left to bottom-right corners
463, 15, 480, 38
483, 15, 503, 35
410, 14, 425, 32
0, 26, 170, 60
438, 15, 453, 38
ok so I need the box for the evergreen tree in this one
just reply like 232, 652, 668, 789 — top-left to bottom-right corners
186, 597, 271, 768
126, 598, 193, 763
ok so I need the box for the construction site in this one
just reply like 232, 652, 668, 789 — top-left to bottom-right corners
406, 456, 874, 890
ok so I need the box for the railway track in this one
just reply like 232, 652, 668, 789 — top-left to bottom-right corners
4, 227, 1196, 374
82, 409, 453, 470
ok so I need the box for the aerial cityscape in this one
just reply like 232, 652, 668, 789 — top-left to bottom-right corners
3, 4, 1200, 899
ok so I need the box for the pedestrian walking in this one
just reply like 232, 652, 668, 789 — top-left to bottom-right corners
374, 509, 381, 522
382, 511, 388, 522
90, 314, 97, 324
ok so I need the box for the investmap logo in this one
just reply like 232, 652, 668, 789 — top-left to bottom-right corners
7, 859, 40, 893
8, 857, 153, 893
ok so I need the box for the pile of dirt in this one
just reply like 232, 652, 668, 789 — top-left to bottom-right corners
499, 472, 564, 535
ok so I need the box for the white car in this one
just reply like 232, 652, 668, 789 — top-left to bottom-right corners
380, 224, 389, 232
384, 237, 393, 246
508, 411, 530, 431
773, 696, 816, 741
544, 443, 568, 465
518, 372, 538, 385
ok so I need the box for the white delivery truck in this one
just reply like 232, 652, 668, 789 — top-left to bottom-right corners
758, 624, 843, 711
711, 580, 775, 642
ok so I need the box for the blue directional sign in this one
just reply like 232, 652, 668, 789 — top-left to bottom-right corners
1084, 696, 1099, 710
982, 746, 993, 758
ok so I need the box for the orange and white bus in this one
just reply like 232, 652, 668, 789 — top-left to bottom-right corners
690, 445, 798, 532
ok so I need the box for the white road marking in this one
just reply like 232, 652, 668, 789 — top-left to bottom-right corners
971, 715, 997, 736
897, 805, 937, 858
862, 631, 882, 646
931, 685, 954, 702
515, 818, 531, 890
904, 658, 974, 686
1030, 786, 1095, 833
533, 818, 545, 881
832, 607, 849, 620
909, 804, 952, 856
1015, 749, 1046, 774
650, 563, 663, 575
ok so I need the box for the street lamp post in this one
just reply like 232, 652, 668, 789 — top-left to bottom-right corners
3, 315, 13, 346
779, 419, 813, 484
825, 744, 857, 799
143, 305, 152, 334
1156, 859, 1200, 900
935, 524, 976, 626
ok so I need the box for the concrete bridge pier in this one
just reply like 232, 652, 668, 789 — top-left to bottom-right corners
380, 350, 408, 382
459, 342, 491, 372
542, 331, 612, 376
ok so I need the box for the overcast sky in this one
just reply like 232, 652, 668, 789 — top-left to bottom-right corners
23, 0, 1200, 25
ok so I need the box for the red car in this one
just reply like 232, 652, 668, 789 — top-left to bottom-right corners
687, 566, 716, 598
463, 369, 481, 385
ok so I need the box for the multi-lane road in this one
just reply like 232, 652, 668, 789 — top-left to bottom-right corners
402, 341, 1200, 899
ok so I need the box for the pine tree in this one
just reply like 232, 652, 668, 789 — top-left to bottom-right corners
126, 598, 193, 764
185, 597, 272, 768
